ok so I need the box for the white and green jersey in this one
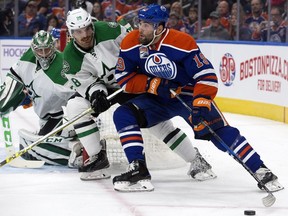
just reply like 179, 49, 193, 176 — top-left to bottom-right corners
63, 21, 128, 98
10, 48, 75, 119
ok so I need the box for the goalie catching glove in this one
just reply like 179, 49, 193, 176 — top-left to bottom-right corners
146, 77, 181, 98
89, 90, 111, 115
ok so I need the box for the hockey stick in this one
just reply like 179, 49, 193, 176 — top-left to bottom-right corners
0, 88, 123, 168
116, 6, 145, 22
1, 115, 45, 168
169, 89, 276, 207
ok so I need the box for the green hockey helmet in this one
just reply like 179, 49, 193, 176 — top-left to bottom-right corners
31, 30, 56, 70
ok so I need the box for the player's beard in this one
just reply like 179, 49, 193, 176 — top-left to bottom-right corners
139, 33, 154, 46
76, 34, 94, 50
81, 36, 93, 48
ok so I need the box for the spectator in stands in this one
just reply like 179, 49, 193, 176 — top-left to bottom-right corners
184, 6, 199, 38
206, 0, 231, 31
245, 0, 267, 41
261, 6, 287, 43
200, 11, 231, 40
46, 14, 60, 33
0, 10, 12, 36
91, 1, 104, 21
18, 0, 47, 36
6, 0, 27, 15
0, 8, 14, 36
35, 0, 51, 16
229, 6, 253, 41
240, 0, 252, 16
170, 1, 185, 19
269, 0, 286, 8
168, 1, 186, 31
51, 0, 68, 27
167, 12, 186, 32
101, 0, 136, 21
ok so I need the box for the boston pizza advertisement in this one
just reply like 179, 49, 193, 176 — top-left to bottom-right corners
199, 42, 288, 107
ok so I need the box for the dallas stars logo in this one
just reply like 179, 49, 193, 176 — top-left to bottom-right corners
25, 81, 40, 102
100, 62, 117, 85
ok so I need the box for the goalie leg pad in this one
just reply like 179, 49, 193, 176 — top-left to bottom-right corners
19, 129, 72, 166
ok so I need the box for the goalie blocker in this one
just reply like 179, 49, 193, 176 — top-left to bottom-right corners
18, 128, 83, 168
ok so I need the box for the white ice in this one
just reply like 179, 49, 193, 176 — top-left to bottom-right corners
0, 108, 287, 216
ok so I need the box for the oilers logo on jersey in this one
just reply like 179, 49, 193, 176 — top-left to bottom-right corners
144, 53, 177, 79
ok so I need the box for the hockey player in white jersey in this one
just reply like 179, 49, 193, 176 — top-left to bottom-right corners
63, 7, 216, 181
0, 30, 79, 166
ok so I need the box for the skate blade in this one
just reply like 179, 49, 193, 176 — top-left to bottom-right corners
192, 169, 217, 181
114, 180, 154, 192
80, 169, 111, 181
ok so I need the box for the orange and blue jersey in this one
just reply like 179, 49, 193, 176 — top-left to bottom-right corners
115, 28, 218, 100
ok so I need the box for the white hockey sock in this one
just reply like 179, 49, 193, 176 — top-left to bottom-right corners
149, 120, 196, 162
74, 120, 101, 157
164, 128, 196, 162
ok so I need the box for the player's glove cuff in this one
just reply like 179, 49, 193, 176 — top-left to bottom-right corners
192, 97, 211, 111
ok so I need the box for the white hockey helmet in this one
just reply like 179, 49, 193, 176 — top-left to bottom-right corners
66, 7, 93, 36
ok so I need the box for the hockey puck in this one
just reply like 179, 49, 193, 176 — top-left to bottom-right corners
244, 210, 256, 215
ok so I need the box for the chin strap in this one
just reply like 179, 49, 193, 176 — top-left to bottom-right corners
144, 27, 166, 48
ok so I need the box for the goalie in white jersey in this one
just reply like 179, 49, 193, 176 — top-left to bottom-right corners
63, 7, 217, 181
0, 30, 79, 166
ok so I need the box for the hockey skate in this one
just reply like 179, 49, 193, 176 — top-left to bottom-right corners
255, 165, 284, 192
113, 160, 154, 192
188, 148, 217, 181
79, 140, 110, 181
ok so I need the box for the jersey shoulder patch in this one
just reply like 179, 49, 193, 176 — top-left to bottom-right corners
63, 42, 84, 75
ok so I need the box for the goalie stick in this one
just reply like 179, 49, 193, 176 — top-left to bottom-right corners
170, 89, 276, 208
1, 115, 45, 168
0, 88, 123, 168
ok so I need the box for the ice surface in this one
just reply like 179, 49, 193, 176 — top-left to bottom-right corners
0, 108, 287, 216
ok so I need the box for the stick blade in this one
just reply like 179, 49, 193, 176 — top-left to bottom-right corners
8, 157, 45, 168
5, 146, 45, 168
262, 193, 276, 207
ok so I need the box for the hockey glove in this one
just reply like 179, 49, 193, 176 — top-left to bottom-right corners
146, 77, 180, 98
191, 97, 211, 129
89, 90, 111, 114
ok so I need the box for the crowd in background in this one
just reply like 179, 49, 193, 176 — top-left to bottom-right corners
0, 0, 287, 43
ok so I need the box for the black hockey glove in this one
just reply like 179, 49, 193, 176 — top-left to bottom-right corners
146, 77, 181, 98
89, 90, 111, 114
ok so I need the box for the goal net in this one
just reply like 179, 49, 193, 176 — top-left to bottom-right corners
97, 104, 186, 170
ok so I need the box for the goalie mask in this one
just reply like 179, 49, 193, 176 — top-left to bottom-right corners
31, 30, 56, 70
